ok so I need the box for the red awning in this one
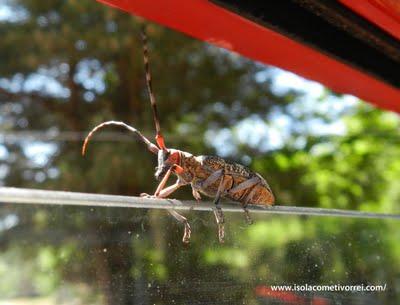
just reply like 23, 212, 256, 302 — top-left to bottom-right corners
98, 0, 400, 113
339, 0, 400, 41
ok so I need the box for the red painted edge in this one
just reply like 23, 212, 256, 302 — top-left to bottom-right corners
339, 0, 400, 41
97, 0, 400, 113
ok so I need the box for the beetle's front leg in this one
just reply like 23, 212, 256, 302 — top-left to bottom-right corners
167, 209, 191, 244
141, 167, 191, 244
140, 165, 179, 198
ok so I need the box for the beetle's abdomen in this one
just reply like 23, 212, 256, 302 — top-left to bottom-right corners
190, 155, 275, 206
249, 185, 275, 205
226, 174, 274, 206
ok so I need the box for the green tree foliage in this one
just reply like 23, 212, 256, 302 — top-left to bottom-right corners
0, 1, 399, 304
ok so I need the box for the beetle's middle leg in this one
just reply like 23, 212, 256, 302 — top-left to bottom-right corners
141, 167, 191, 244
213, 170, 232, 243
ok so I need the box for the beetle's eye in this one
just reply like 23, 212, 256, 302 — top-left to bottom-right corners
163, 152, 170, 161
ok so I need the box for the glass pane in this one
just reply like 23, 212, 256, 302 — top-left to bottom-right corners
0, 204, 398, 305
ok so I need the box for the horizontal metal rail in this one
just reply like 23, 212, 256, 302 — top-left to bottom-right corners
1, 131, 399, 142
0, 131, 194, 142
0, 187, 399, 220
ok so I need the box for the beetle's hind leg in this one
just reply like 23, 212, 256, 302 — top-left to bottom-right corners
229, 176, 261, 225
242, 186, 260, 225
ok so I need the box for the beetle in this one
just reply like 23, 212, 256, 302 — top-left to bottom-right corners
82, 27, 275, 244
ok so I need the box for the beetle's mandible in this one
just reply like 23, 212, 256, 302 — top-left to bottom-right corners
82, 26, 274, 244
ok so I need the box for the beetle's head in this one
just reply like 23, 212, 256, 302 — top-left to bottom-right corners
155, 149, 181, 180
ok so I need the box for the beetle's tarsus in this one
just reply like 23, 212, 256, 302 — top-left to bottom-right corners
182, 222, 191, 244
140, 193, 155, 198
192, 188, 202, 202
213, 207, 225, 243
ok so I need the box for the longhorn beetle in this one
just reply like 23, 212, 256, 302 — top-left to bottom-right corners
82, 26, 275, 244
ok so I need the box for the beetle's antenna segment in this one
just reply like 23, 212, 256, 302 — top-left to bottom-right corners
141, 26, 167, 151
82, 121, 159, 156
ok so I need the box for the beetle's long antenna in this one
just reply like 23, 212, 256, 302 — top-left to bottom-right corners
82, 121, 159, 156
141, 25, 167, 151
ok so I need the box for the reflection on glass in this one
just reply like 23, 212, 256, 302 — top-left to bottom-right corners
0, 205, 397, 305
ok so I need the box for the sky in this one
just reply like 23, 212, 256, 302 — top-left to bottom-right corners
0, 0, 27, 23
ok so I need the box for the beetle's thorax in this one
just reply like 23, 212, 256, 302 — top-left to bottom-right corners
173, 150, 201, 183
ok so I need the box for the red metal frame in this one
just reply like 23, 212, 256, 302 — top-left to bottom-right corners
98, 0, 400, 113
339, 0, 400, 41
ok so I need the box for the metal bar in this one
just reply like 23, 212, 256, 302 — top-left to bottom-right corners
0, 131, 201, 142
1, 130, 399, 142
0, 187, 399, 220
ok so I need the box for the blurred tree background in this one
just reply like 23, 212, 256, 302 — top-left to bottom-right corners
0, 0, 399, 305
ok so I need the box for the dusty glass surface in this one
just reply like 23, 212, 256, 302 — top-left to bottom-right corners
0, 204, 398, 305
